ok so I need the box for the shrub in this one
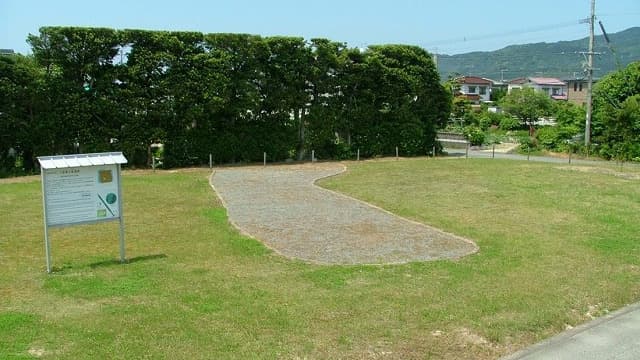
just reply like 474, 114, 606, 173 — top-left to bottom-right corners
463, 126, 485, 146
519, 135, 538, 152
499, 116, 521, 130
535, 126, 562, 149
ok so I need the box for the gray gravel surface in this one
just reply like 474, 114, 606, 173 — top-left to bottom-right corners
210, 162, 477, 265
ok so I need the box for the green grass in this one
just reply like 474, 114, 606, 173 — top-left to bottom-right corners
1, 160, 640, 359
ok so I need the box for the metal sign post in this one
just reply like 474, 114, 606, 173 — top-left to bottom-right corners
117, 164, 126, 263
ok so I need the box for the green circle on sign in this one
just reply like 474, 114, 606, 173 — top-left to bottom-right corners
106, 193, 117, 204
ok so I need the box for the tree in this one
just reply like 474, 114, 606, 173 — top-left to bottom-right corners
499, 87, 553, 135
0, 54, 44, 174
553, 101, 585, 130
490, 87, 507, 102
305, 38, 349, 158
28, 27, 122, 156
203, 33, 270, 163
592, 61, 640, 160
263, 37, 312, 160
15, 26, 453, 169
596, 94, 640, 161
346, 45, 447, 157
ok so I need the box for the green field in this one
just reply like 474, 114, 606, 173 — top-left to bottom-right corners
1, 159, 640, 359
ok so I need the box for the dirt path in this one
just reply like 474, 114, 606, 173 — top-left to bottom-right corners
210, 162, 478, 265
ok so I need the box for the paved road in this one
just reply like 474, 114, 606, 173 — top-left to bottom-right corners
445, 147, 640, 168
502, 302, 640, 360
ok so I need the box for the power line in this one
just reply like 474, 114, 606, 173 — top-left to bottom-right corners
422, 21, 582, 50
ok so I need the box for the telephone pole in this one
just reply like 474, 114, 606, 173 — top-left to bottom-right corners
584, 0, 595, 148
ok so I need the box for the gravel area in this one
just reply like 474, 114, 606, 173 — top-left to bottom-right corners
210, 162, 478, 265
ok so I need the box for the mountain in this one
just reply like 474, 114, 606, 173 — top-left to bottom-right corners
435, 27, 640, 81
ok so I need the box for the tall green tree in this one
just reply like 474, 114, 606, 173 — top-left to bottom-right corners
352, 45, 446, 156
500, 87, 553, 135
203, 33, 269, 163
339, 48, 377, 153
263, 37, 313, 160
592, 61, 640, 160
28, 27, 122, 156
304, 38, 348, 158
122, 30, 181, 166
0, 54, 44, 174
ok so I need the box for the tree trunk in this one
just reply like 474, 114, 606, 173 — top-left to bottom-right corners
296, 109, 306, 160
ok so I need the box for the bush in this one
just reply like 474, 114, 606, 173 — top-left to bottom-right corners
518, 135, 538, 152
533, 124, 581, 152
480, 112, 509, 131
499, 116, 521, 130
535, 126, 562, 150
479, 114, 493, 130
463, 126, 485, 146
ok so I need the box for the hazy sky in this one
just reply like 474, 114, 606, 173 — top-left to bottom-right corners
1, 0, 638, 55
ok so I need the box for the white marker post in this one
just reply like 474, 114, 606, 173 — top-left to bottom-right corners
38, 152, 128, 273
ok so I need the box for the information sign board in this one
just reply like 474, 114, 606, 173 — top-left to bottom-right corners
37, 152, 128, 273
43, 165, 121, 227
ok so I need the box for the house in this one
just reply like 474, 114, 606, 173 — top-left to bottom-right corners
564, 77, 597, 106
507, 77, 567, 100
456, 76, 493, 103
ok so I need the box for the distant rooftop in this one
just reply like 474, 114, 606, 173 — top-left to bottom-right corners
562, 77, 599, 82
508, 77, 527, 85
528, 77, 565, 86
457, 76, 493, 85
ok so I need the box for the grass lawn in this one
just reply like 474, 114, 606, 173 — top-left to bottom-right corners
1, 159, 639, 359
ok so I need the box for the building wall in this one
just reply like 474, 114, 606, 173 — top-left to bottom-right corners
566, 80, 588, 106
508, 80, 567, 100
461, 84, 491, 102
529, 83, 567, 97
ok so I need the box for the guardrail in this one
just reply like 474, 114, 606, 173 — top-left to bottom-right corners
436, 132, 469, 144
436, 132, 470, 158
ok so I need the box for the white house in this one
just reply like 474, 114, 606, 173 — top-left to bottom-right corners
508, 77, 567, 100
456, 76, 493, 103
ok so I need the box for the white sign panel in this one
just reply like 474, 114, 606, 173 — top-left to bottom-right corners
43, 164, 121, 226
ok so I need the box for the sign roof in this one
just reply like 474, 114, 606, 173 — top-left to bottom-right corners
37, 152, 128, 169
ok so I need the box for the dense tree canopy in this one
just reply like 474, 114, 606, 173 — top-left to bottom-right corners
0, 27, 449, 174
0, 54, 42, 174
592, 61, 640, 160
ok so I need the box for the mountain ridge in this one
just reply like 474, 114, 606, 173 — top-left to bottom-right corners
436, 27, 640, 81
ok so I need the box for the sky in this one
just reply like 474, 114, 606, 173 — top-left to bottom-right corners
1, 0, 639, 55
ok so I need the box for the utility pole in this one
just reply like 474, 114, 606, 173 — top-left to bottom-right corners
585, 0, 595, 148
432, 47, 438, 71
